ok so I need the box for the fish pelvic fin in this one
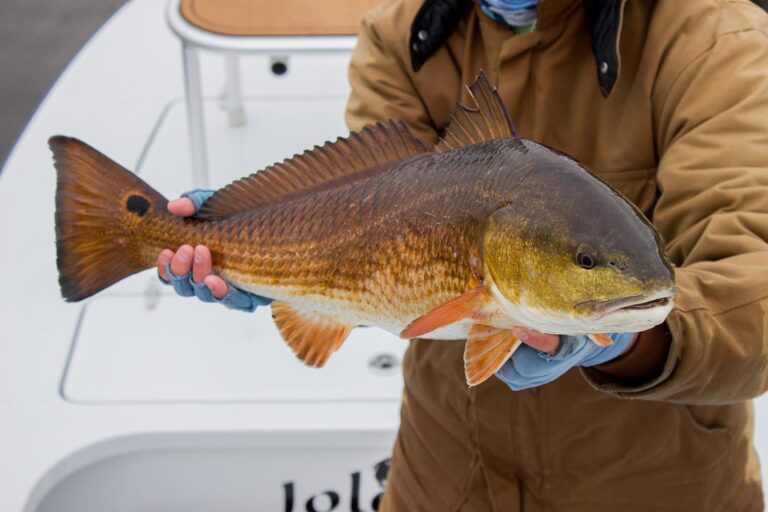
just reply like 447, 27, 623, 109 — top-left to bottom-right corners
50, 136, 168, 302
588, 333, 614, 347
400, 286, 492, 339
464, 325, 522, 386
434, 70, 520, 153
271, 302, 353, 367
196, 120, 429, 220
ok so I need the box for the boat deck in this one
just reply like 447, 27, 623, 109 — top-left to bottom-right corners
0, 0, 765, 509
0, 1, 403, 509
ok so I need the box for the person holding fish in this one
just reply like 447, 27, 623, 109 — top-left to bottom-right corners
50, 0, 768, 510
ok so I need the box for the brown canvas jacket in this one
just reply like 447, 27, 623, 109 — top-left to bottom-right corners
345, 0, 768, 510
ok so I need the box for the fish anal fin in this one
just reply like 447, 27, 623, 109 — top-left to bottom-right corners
464, 325, 522, 386
197, 120, 428, 219
588, 333, 613, 347
434, 70, 520, 153
271, 302, 353, 367
400, 286, 492, 339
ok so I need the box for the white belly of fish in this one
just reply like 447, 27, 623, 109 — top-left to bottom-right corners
486, 278, 674, 336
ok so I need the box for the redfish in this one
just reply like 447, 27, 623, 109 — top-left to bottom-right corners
51, 73, 675, 386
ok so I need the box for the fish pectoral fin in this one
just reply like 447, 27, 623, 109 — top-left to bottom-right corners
464, 325, 522, 387
400, 286, 492, 339
271, 302, 353, 367
588, 333, 613, 347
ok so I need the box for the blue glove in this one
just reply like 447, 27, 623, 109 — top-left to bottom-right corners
158, 189, 273, 312
162, 262, 272, 312
495, 332, 636, 391
181, 188, 217, 212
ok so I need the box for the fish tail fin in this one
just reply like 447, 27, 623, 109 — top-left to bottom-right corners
50, 136, 169, 301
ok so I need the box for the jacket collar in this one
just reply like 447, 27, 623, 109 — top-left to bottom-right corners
537, 0, 583, 29
410, 0, 627, 97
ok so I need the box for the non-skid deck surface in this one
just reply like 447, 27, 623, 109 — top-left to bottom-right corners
180, 0, 382, 36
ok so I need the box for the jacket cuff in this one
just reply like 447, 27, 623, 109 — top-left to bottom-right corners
579, 268, 716, 400
580, 331, 680, 398
579, 270, 701, 399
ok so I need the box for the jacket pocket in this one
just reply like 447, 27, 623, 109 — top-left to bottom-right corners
550, 391, 736, 476
597, 167, 658, 216
676, 403, 736, 437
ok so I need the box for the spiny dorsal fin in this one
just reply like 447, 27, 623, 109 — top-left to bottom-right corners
464, 324, 522, 386
197, 120, 428, 219
434, 71, 519, 153
271, 301, 354, 367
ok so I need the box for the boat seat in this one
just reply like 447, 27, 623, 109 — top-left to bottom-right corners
179, 0, 380, 36
166, 0, 380, 186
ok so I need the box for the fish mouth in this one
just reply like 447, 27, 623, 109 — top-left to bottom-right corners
619, 296, 671, 311
608, 296, 672, 313
580, 288, 676, 318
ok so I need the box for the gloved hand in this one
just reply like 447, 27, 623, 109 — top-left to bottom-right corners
495, 331, 637, 391
156, 189, 272, 312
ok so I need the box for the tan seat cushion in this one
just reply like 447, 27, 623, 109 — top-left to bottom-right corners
180, 0, 383, 36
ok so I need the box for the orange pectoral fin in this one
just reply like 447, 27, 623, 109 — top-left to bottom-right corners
464, 325, 522, 386
271, 302, 353, 367
400, 286, 491, 339
588, 333, 613, 347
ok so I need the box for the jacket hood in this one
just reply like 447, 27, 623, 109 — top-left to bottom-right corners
409, 0, 623, 96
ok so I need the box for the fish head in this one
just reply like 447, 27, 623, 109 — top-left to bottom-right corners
482, 143, 675, 335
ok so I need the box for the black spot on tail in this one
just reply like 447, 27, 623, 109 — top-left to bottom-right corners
126, 194, 150, 216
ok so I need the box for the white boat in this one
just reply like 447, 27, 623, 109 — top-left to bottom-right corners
0, 0, 765, 510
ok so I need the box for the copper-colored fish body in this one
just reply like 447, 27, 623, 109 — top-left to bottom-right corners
51, 72, 676, 386
196, 141, 533, 331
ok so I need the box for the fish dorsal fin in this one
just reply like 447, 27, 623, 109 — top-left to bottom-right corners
400, 286, 492, 339
271, 301, 354, 367
197, 120, 428, 219
464, 325, 522, 386
434, 71, 519, 153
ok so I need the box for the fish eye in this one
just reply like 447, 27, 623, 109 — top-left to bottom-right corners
575, 244, 597, 269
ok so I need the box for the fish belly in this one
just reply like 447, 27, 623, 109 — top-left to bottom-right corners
221, 263, 479, 340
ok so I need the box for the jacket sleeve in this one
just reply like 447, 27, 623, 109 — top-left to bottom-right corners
345, 6, 438, 143
584, 28, 768, 404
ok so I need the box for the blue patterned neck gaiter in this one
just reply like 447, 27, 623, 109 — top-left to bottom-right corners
478, 0, 538, 27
